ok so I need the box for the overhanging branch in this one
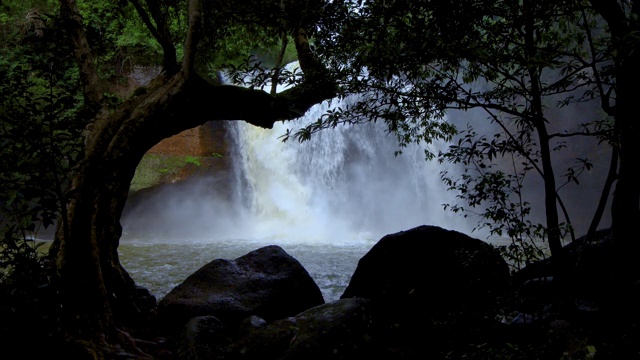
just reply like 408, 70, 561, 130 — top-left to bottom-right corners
177, 77, 334, 129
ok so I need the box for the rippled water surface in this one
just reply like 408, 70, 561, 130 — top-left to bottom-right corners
118, 238, 378, 302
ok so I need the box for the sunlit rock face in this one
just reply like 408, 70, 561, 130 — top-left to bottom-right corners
130, 121, 234, 193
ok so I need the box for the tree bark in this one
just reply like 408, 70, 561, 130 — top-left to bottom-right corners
589, 0, 640, 283
610, 43, 640, 281
523, 0, 563, 258
58, 0, 103, 108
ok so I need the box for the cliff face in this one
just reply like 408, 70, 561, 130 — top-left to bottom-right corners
147, 121, 228, 157
147, 127, 206, 156
130, 121, 234, 193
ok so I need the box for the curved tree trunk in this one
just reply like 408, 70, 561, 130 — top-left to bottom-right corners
48, 20, 335, 355
48, 0, 327, 355
48, 73, 194, 354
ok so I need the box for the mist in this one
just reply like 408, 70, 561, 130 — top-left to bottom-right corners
120, 89, 612, 247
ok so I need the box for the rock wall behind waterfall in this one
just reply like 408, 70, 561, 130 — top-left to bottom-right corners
122, 120, 243, 239
130, 121, 234, 193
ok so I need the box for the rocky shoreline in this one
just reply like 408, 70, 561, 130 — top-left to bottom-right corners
123, 225, 639, 359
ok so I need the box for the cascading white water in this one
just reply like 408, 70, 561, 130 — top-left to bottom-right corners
228, 99, 476, 244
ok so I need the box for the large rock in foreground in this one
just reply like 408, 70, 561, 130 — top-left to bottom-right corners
341, 225, 511, 347
158, 245, 325, 333
227, 298, 377, 360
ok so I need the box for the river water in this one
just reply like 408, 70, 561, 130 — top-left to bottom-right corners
118, 238, 378, 302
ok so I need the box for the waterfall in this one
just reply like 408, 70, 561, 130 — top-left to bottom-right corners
228, 98, 476, 244
121, 63, 481, 245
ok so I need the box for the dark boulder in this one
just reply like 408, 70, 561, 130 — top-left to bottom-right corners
158, 245, 324, 333
175, 316, 231, 360
341, 225, 511, 348
226, 297, 378, 360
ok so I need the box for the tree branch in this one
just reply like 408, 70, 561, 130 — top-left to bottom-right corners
128, 0, 170, 69
59, 0, 103, 109
180, 77, 329, 129
264, 27, 337, 110
143, 0, 178, 72
271, 33, 289, 95
126, 1, 336, 130
292, 27, 324, 81
181, 0, 202, 76
128, 0, 158, 39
